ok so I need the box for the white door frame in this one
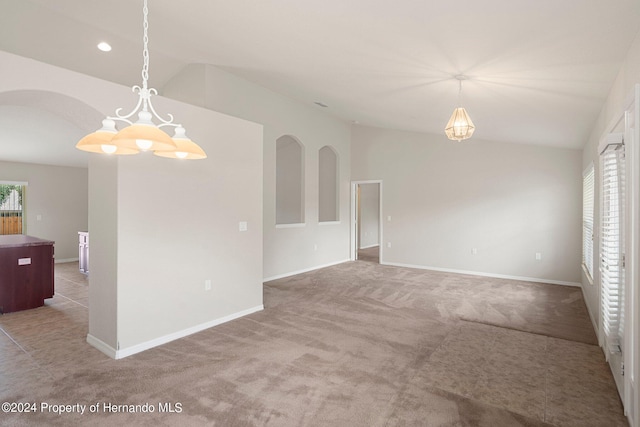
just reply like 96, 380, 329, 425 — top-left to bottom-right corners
350, 180, 383, 262
597, 84, 639, 426
626, 84, 639, 427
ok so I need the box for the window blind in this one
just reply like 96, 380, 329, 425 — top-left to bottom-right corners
582, 164, 595, 279
600, 145, 625, 351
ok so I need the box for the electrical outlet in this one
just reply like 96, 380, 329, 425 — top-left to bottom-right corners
205, 279, 212, 291
239, 221, 248, 232
535, 252, 542, 261
472, 248, 478, 255
387, 216, 392, 222
387, 242, 392, 248
314, 244, 318, 251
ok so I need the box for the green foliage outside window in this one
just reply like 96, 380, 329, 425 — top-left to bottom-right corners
0, 184, 23, 208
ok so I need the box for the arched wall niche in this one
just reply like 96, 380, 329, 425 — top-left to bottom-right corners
275, 135, 305, 225
318, 145, 339, 222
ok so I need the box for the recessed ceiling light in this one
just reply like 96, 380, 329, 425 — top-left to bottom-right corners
97, 42, 112, 52
314, 101, 328, 108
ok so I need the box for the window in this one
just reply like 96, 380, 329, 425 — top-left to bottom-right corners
600, 144, 625, 349
0, 183, 26, 235
582, 164, 594, 280
318, 146, 339, 222
276, 135, 305, 225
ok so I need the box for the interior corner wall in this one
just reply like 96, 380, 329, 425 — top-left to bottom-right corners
160, 63, 208, 109
0, 160, 87, 260
163, 64, 352, 280
351, 125, 583, 285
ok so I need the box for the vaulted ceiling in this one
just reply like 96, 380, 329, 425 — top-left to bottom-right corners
1, 0, 640, 167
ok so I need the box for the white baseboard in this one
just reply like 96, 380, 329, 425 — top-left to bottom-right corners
263, 259, 351, 282
382, 261, 581, 287
55, 257, 79, 264
359, 244, 380, 249
86, 334, 117, 359
87, 305, 264, 360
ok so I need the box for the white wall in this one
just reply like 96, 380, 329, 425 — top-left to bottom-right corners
163, 64, 352, 280
359, 183, 379, 249
352, 125, 583, 285
0, 51, 264, 358
87, 155, 118, 350
0, 160, 87, 260
114, 103, 264, 351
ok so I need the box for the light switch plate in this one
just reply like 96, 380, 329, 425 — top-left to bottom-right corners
239, 221, 248, 232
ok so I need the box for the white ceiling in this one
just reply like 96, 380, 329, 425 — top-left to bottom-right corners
1, 0, 640, 167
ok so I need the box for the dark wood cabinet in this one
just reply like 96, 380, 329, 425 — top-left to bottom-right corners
0, 235, 54, 314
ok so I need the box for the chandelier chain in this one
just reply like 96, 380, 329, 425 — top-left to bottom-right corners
141, 0, 150, 89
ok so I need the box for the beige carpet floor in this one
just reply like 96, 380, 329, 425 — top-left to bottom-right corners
0, 257, 626, 426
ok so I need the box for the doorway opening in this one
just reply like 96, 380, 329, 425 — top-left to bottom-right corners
351, 180, 382, 263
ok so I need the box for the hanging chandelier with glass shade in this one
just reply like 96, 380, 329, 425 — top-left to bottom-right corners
76, 0, 207, 160
444, 75, 475, 142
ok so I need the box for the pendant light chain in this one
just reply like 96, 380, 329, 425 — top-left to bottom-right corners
141, 0, 150, 111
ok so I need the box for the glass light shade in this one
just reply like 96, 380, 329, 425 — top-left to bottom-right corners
110, 111, 177, 152
154, 126, 207, 160
445, 107, 475, 141
76, 119, 139, 155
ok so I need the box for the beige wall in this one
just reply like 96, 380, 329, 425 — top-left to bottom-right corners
163, 64, 352, 280
352, 125, 583, 285
0, 160, 87, 260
